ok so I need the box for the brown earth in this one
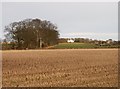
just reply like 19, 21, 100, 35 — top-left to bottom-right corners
2, 49, 118, 87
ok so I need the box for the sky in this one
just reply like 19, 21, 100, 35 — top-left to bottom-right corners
1, 2, 118, 41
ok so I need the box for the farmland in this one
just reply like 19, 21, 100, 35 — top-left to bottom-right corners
52, 43, 95, 49
2, 49, 118, 87
51, 43, 119, 49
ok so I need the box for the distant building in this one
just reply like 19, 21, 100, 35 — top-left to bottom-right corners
106, 39, 113, 44
94, 41, 99, 45
67, 39, 74, 43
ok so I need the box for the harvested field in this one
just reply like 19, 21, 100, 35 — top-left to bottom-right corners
2, 49, 118, 87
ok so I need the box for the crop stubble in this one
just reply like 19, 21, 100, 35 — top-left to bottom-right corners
2, 49, 118, 87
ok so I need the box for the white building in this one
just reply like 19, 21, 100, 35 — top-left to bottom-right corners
106, 39, 112, 44
67, 39, 74, 43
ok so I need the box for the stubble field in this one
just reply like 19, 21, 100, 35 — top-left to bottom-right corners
2, 49, 118, 87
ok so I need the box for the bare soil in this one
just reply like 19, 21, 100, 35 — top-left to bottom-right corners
2, 49, 118, 87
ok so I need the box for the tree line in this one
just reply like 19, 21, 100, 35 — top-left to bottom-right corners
3, 18, 59, 49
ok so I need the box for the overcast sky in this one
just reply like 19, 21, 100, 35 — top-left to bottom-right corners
1, 2, 118, 40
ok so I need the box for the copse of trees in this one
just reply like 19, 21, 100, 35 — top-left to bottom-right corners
4, 18, 59, 49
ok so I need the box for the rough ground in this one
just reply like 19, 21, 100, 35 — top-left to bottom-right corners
2, 49, 118, 87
